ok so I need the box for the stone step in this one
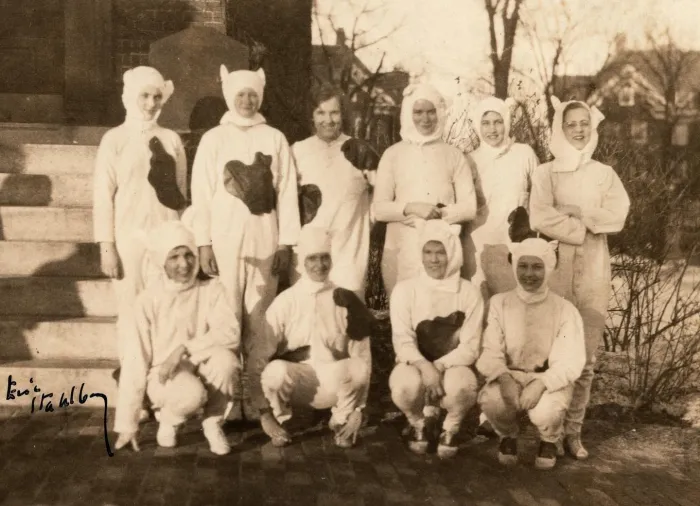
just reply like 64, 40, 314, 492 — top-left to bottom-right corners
0, 207, 92, 242
0, 143, 98, 174
0, 241, 101, 277
0, 173, 92, 207
0, 277, 115, 317
0, 316, 116, 361
0, 123, 109, 146
0, 358, 118, 407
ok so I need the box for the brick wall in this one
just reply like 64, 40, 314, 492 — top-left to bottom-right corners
113, 0, 225, 78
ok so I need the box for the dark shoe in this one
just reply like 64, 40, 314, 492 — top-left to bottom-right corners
535, 441, 558, 470
407, 424, 429, 455
497, 437, 518, 466
476, 419, 497, 438
437, 430, 458, 459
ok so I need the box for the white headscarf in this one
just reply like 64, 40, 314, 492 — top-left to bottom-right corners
148, 220, 199, 292
400, 83, 447, 145
121, 66, 174, 132
296, 226, 333, 294
417, 220, 463, 293
469, 96, 515, 159
219, 65, 267, 128
549, 96, 605, 173
509, 238, 558, 304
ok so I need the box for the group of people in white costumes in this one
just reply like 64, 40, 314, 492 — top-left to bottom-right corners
100, 63, 628, 468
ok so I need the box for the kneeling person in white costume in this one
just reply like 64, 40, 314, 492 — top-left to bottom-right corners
476, 238, 585, 470
114, 220, 241, 456
258, 227, 373, 448
389, 220, 483, 459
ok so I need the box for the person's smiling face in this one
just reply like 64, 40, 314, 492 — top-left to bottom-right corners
480, 111, 506, 147
516, 255, 545, 292
304, 252, 332, 282
234, 88, 260, 118
422, 240, 448, 279
563, 106, 592, 150
164, 246, 196, 283
412, 100, 438, 136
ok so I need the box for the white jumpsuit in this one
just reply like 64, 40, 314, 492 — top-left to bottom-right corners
529, 100, 630, 435
290, 133, 371, 296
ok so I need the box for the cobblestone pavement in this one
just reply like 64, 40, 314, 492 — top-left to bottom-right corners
0, 403, 699, 506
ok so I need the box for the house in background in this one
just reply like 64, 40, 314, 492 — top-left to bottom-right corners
311, 29, 409, 151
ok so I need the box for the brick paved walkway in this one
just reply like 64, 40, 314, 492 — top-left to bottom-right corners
0, 403, 699, 506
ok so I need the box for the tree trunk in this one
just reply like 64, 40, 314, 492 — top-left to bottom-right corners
228, 0, 312, 144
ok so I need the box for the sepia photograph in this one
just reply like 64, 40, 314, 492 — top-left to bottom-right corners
0, 0, 699, 504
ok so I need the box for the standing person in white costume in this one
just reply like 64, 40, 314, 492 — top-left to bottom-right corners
373, 83, 477, 296
290, 85, 378, 298
93, 66, 188, 366
191, 66, 301, 422
529, 98, 630, 459
466, 96, 539, 299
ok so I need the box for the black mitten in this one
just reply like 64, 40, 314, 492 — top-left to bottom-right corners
507, 206, 553, 243
341, 138, 380, 171
299, 184, 322, 225
415, 311, 465, 361
275, 346, 311, 363
333, 287, 376, 340
148, 136, 186, 211
223, 152, 276, 215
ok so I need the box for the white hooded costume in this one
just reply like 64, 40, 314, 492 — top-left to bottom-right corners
114, 220, 241, 448
476, 238, 586, 442
260, 227, 372, 427
93, 66, 188, 362
529, 98, 629, 436
290, 132, 372, 297
190, 66, 301, 417
372, 84, 477, 296
465, 97, 539, 297
389, 220, 483, 435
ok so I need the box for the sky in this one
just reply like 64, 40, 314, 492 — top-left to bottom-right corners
313, 0, 700, 101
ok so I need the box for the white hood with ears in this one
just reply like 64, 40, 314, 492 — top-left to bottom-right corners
549, 96, 605, 173
399, 83, 447, 145
219, 65, 267, 127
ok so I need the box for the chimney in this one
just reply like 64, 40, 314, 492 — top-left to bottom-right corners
336, 28, 347, 47
614, 33, 627, 55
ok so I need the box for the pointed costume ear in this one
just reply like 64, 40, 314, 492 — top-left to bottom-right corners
255, 68, 266, 87
219, 64, 229, 83
504, 97, 517, 109
550, 95, 563, 110
122, 68, 133, 85
162, 80, 175, 102
590, 105, 605, 127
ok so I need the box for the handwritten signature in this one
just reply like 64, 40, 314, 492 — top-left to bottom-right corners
6, 375, 114, 457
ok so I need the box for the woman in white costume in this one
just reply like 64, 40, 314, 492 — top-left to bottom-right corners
93, 66, 187, 364
466, 96, 539, 299
477, 238, 585, 470
190, 66, 300, 421
290, 85, 377, 298
114, 220, 240, 456
529, 97, 630, 459
373, 83, 477, 296
389, 220, 483, 459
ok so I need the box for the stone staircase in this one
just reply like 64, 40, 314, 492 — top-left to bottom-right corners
0, 124, 119, 407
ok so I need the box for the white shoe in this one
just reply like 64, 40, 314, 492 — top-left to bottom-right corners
202, 419, 231, 455
156, 423, 177, 448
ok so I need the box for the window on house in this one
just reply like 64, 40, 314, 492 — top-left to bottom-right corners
672, 123, 689, 146
618, 83, 635, 107
630, 120, 648, 144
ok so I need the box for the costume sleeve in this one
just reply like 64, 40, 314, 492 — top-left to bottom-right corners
114, 296, 153, 434
580, 168, 630, 235
190, 132, 218, 247
275, 134, 301, 246
93, 133, 118, 243
390, 283, 426, 364
442, 151, 477, 225
539, 301, 586, 392
348, 337, 372, 408
173, 133, 189, 207
529, 164, 587, 245
435, 285, 484, 369
475, 295, 510, 383
372, 148, 407, 222
186, 281, 241, 364
519, 145, 539, 207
